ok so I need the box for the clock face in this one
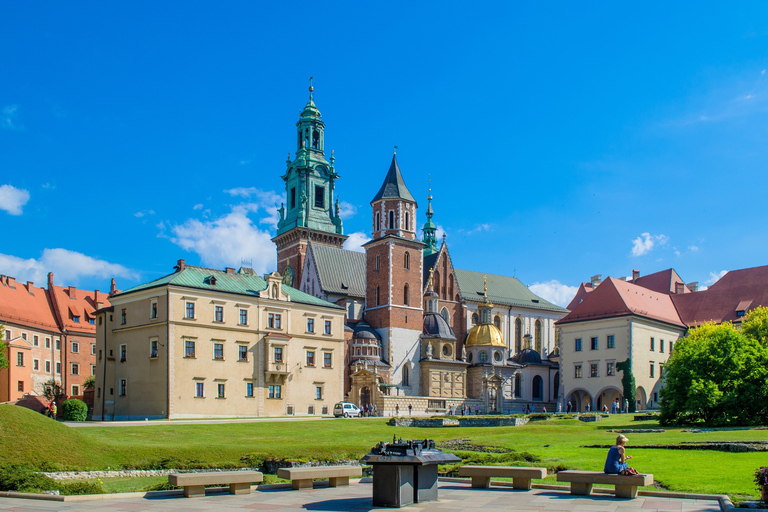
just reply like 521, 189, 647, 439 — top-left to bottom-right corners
282, 266, 294, 287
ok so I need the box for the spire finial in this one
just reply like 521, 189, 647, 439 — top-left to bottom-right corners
309, 76, 314, 101
483, 275, 488, 301
393, 145, 398, 154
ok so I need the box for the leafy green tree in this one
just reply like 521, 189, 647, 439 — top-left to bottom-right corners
42, 379, 68, 406
742, 306, 768, 347
83, 375, 96, 390
659, 322, 768, 426
0, 324, 8, 370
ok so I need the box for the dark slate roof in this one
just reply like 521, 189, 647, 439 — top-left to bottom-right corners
311, 244, 367, 298
454, 269, 568, 313
353, 321, 382, 341
118, 265, 341, 309
423, 251, 440, 286
371, 154, 416, 203
422, 313, 456, 340
512, 348, 543, 365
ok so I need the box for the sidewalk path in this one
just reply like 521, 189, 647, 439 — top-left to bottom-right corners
0, 480, 724, 511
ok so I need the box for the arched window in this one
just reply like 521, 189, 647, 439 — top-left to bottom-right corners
402, 364, 410, 387
553, 372, 560, 401
312, 130, 319, 149
535, 319, 542, 354
494, 315, 501, 329
434, 271, 440, 296
376, 285, 380, 306
515, 318, 522, 353
405, 212, 410, 231
388, 210, 395, 229
472, 313, 479, 325
514, 373, 522, 398
404, 251, 410, 269
532, 375, 543, 400
448, 275, 454, 299
440, 307, 449, 324
375, 212, 381, 232
403, 284, 409, 306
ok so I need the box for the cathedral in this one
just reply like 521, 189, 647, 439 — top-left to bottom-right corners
273, 85, 568, 415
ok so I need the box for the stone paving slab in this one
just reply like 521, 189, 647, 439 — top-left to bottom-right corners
0, 481, 724, 512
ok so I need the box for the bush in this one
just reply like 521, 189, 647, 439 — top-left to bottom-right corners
59, 481, 104, 495
0, 465, 59, 493
61, 399, 88, 422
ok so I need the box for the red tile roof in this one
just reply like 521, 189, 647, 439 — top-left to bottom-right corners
0, 277, 59, 331
633, 268, 690, 295
565, 282, 593, 311
48, 284, 108, 333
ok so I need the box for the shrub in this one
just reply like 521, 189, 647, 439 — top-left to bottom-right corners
0, 465, 59, 493
59, 481, 104, 495
62, 399, 88, 422
145, 481, 181, 491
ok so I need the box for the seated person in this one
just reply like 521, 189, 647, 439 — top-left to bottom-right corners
604, 434, 633, 474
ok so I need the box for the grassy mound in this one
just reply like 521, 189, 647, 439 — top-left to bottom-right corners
0, 405, 115, 470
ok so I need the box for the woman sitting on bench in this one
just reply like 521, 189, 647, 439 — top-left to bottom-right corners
604, 435, 637, 475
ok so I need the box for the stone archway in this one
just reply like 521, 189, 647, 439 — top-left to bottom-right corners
552, 372, 560, 401
532, 376, 543, 401
360, 387, 371, 407
567, 389, 592, 412
596, 386, 623, 413
636, 386, 647, 411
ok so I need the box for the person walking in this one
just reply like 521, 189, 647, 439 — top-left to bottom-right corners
566, 401, 572, 414
408, 404, 412, 416
586, 402, 591, 413
396, 404, 400, 416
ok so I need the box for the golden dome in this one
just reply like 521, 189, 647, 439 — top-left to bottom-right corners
465, 323, 505, 347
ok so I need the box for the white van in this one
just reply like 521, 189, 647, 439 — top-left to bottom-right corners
333, 402, 362, 418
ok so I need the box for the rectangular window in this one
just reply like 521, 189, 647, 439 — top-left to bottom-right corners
316, 386, 323, 400
56, 362, 61, 374
18, 381, 24, 392
195, 382, 204, 398
314, 185, 325, 208
186, 302, 195, 319
91, 344, 96, 355
45, 360, 51, 373
268, 313, 275, 328
72, 342, 79, 353
71, 363, 79, 375
246, 382, 254, 397
606, 361, 615, 376
55, 339, 61, 350
239, 309, 248, 325
590, 337, 598, 350
217, 383, 225, 399
574, 338, 582, 351
151, 300, 158, 319
268, 384, 282, 399
121, 309, 126, 325
21, 333, 26, 340
119, 379, 127, 396
214, 306, 224, 322
590, 363, 598, 378
72, 385, 79, 396
33, 335, 39, 346
214, 343, 224, 360
306, 351, 315, 367
650, 362, 655, 378
607, 335, 615, 349
91, 365, 95, 375
274, 346, 283, 362
120, 344, 127, 362
275, 314, 281, 329
324, 352, 332, 368
659, 339, 665, 353
4, 330, 9, 341
574, 365, 582, 378
16, 352, 24, 366
289, 187, 296, 209
150, 340, 158, 358
73, 316, 80, 323
45, 337, 51, 349
650, 337, 655, 351
669, 341, 674, 352
238, 345, 248, 361
185, 340, 196, 358
33, 359, 39, 371
307, 318, 315, 333
324, 320, 332, 335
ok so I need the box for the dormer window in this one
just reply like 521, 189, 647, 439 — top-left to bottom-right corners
205, 276, 217, 285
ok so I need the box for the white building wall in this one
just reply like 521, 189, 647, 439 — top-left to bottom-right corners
377, 326, 422, 396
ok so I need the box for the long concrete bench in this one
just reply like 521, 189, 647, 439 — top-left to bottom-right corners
457, 465, 547, 490
168, 470, 263, 498
277, 465, 362, 490
556, 470, 653, 498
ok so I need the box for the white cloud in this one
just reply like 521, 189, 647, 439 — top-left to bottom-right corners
169, 209, 276, 272
41, 183, 52, 189
762, 69, 766, 75
223, 187, 284, 230
631, 232, 669, 257
337, 201, 357, 220
0, 248, 136, 286
466, 223, 491, 235
2, 105, 21, 130
688, 245, 699, 252
343, 232, 371, 253
0, 184, 30, 215
193, 204, 203, 210
436, 225, 446, 241
705, 270, 728, 286
133, 209, 155, 218
529, 280, 579, 308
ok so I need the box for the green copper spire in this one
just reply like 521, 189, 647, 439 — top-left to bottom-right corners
276, 80, 343, 237
422, 188, 438, 255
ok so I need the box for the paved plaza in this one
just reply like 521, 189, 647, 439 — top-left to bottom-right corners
0, 480, 725, 512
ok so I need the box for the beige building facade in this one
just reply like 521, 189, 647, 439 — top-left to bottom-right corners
94, 261, 345, 420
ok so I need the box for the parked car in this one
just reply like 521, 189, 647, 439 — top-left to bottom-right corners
334, 402, 362, 418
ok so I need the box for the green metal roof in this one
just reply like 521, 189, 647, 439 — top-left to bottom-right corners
454, 269, 568, 313
116, 265, 342, 309
310, 244, 366, 298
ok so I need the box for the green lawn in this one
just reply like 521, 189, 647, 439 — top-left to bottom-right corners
2, 405, 766, 501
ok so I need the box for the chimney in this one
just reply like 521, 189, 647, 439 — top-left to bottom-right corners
26, 281, 34, 293
68, 286, 77, 299
48, 272, 55, 289
7, 276, 15, 288
686, 282, 698, 292
110, 278, 117, 296
94, 290, 100, 303
225, 267, 236, 274
175, 259, 186, 271
590, 274, 601, 288
632, 269, 640, 281
675, 282, 684, 294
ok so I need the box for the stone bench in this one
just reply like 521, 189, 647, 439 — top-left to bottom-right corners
168, 470, 263, 498
457, 465, 547, 490
556, 470, 653, 498
277, 465, 362, 490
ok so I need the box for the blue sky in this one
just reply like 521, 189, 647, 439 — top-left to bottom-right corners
2, 2, 767, 306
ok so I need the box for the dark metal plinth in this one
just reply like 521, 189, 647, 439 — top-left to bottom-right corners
372, 465, 414, 508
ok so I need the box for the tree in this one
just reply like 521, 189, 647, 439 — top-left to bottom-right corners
742, 306, 768, 347
659, 322, 768, 426
83, 375, 96, 390
616, 358, 636, 413
0, 324, 8, 370
41, 379, 67, 406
